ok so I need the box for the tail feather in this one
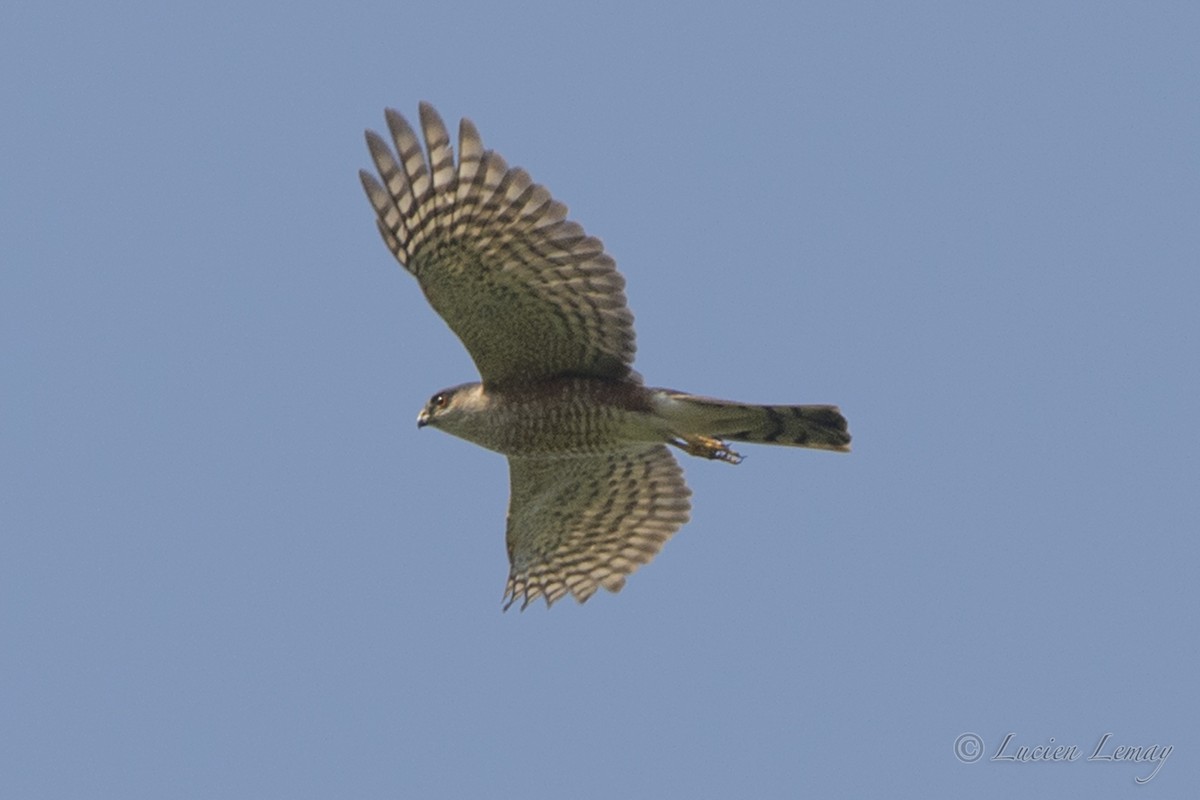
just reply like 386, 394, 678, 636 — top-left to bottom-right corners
657, 392, 851, 453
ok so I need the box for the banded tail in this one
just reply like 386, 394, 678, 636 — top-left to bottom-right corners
656, 391, 851, 454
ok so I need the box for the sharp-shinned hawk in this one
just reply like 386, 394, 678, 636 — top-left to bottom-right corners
360, 103, 850, 610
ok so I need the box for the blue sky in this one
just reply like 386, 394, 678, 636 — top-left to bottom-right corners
3, 2, 1197, 797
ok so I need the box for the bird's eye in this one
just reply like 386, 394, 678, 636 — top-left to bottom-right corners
430, 393, 448, 409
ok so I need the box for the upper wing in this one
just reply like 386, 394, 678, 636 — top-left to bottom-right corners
504, 446, 692, 610
360, 103, 638, 386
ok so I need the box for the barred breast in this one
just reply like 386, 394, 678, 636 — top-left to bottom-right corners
475, 377, 661, 457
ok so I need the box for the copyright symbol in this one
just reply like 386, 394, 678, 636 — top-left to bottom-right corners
954, 732, 984, 763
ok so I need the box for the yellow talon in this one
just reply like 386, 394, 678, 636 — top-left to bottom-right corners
674, 435, 744, 465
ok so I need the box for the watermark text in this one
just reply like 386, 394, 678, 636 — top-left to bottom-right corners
953, 732, 1172, 784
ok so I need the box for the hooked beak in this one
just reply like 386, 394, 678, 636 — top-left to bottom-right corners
416, 408, 430, 428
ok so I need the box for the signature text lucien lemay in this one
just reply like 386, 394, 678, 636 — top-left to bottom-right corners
991, 732, 1171, 784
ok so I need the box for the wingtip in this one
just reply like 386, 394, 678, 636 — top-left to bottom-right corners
383, 106, 408, 127
459, 116, 482, 151
418, 101, 445, 130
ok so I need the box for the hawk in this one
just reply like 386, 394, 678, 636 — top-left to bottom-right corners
360, 103, 850, 610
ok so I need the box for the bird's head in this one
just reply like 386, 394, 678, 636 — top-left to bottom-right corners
416, 382, 485, 431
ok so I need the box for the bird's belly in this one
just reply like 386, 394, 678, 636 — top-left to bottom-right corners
454, 380, 666, 456
475, 406, 655, 456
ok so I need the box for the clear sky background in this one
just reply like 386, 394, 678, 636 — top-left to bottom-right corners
3, 2, 1197, 797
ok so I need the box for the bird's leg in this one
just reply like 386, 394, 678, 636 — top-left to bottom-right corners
671, 434, 744, 465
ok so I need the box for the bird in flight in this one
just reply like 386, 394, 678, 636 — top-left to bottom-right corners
360, 103, 850, 610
